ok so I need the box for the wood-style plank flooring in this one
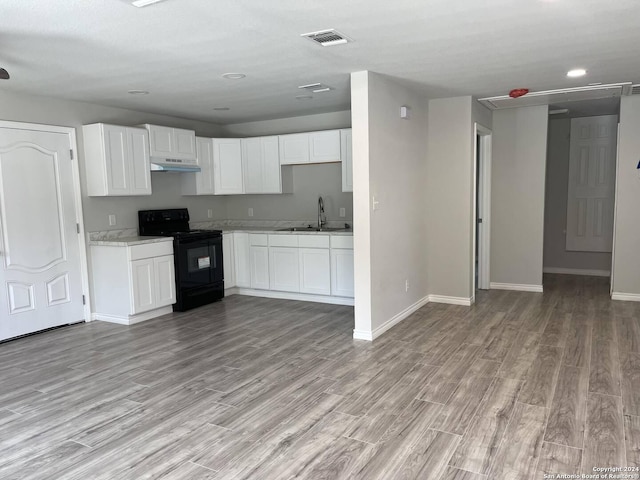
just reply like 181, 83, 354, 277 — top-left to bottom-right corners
1, 274, 639, 479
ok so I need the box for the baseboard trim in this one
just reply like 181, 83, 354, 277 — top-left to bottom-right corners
490, 282, 543, 293
353, 295, 430, 342
611, 292, 640, 302
92, 306, 173, 325
428, 295, 473, 306
233, 288, 354, 306
543, 267, 610, 277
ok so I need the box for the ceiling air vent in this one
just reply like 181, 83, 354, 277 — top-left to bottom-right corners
298, 83, 333, 93
301, 29, 351, 47
631, 84, 640, 95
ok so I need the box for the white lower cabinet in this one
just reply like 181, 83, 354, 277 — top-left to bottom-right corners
222, 232, 236, 288
269, 247, 300, 293
90, 240, 176, 324
222, 232, 353, 302
233, 232, 251, 288
299, 248, 331, 295
250, 246, 270, 290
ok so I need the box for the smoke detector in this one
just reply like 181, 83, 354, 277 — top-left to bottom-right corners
300, 29, 351, 47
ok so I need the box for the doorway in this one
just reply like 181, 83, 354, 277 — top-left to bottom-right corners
0, 121, 89, 341
473, 123, 492, 294
542, 98, 620, 286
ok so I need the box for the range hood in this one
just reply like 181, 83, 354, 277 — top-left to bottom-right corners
150, 157, 201, 173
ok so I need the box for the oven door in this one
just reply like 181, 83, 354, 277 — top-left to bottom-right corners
176, 238, 217, 289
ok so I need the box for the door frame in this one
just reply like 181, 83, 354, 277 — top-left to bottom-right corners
473, 123, 493, 293
0, 120, 92, 321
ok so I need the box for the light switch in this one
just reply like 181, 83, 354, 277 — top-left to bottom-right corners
248, 208, 254, 217
339, 207, 346, 218
108, 214, 116, 226
207, 209, 213, 219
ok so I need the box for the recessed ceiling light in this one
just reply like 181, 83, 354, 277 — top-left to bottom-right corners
295, 95, 313, 101
588, 82, 602, 86
128, 90, 149, 95
222, 73, 246, 80
567, 68, 587, 78
213, 107, 230, 111
131, 0, 167, 7
549, 108, 569, 115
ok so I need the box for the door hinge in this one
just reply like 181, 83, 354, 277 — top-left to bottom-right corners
477, 218, 483, 224
70, 149, 74, 160
82, 295, 86, 305
76, 223, 80, 234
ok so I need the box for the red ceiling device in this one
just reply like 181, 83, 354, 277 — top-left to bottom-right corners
509, 88, 529, 98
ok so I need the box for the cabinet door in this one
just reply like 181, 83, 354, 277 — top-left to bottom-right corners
148, 125, 174, 158
233, 233, 251, 288
250, 246, 270, 290
309, 130, 341, 163
341, 129, 353, 193
223, 233, 236, 288
331, 249, 354, 297
154, 255, 176, 307
299, 248, 330, 295
131, 258, 156, 314
195, 137, 215, 195
242, 137, 264, 193
102, 124, 130, 195
269, 247, 299, 293
174, 128, 196, 160
261, 136, 282, 193
213, 139, 244, 194
127, 127, 152, 195
279, 133, 310, 165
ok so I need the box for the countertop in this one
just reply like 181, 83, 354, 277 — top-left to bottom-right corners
88, 236, 173, 247
218, 226, 353, 236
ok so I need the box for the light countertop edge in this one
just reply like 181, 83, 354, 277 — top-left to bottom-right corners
88, 236, 173, 247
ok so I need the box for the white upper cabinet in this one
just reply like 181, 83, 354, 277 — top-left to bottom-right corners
182, 137, 215, 195
279, 130, 342, 165
309, 130, 341, 163
242, 136, 284, 194
279, 133, 310, 165
341, 129, 353, 192
142, 124, 196, 160
83, 123, 151, 196
213, 138, 244, 195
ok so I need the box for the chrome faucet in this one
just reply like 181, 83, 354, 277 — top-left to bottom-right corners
317, 196, 326, 229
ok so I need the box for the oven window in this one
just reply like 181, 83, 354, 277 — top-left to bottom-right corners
186, 246, 212, 273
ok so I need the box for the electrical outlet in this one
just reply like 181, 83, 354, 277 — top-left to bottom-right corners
339, 207, 346, 218
207, 209, 213, 219
405, 279, 409, 292
108, 214, 116, 226
248, 208, 254, 217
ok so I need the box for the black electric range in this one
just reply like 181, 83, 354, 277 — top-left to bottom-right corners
138, 209, 223, 312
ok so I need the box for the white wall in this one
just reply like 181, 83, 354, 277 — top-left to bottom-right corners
351, 71, 429, 338
491, 105, 548, 288
0, 90, 226, 232
219, 110, 353, 223
221, 111, 351, 137
544, 118, 612, 273
612, 96, 640, 298
426, 96, 475, 300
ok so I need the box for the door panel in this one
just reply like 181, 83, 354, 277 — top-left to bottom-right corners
213, 139, 244, 194
127, 128, 151, 195
103, 125, 129, 194
0, 127, 84, 340
331, 249, 354, 297
566, 115, 617, 252
149, 125, 173, 158
131, 258, 155, 314
309, 130, 341, 163
262, 137, 281, 193
174, 128, 196, 159
154, 255, 176, 308
269, 247, 299, 293
250, 246, 269, 290
299, 248, 330, 295
242, 137, 263, 193
196, 137, 215, 194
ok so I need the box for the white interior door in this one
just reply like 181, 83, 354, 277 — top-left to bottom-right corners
0, 126, 84, 341
566, 115, 617, 252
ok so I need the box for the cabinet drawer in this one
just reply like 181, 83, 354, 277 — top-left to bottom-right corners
129, 241, 174, 261
249, 233, 268, 246
330, 236, 354, 249
269, 234, 299, 247
299, 235, 330, 248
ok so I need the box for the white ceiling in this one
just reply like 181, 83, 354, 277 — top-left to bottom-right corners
1, 0, 639, 124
